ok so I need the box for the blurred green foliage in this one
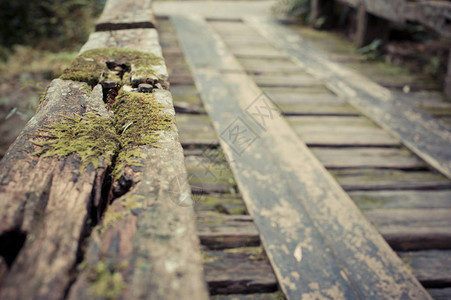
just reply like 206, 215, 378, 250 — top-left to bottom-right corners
0, 0, 105, 60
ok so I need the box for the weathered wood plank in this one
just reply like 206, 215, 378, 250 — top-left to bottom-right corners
174, 14, 430, 299
349, 190, 451, 210
0, 80, 111, 300
428, 287, 451, 300
365, 209, 451, 250
252, 74, 324, 88
332, 169, 451, 191
204, 249, 278, 295
79, 28, 168, 87
67, 88, 209, 300
95, 0, 156, 31
198, 212, 259, 249
211, 292, 285, 300
398, 250, 451, 287
248, 17, 451, 179
288, 116, 400, 146
311, 147, 425, 169
176, 114, 219, 145
194, 193, 247, 215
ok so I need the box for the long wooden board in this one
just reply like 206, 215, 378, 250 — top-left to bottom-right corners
247, 17, 451, 179
95, 0, 156, 31
173, 14, 431, 299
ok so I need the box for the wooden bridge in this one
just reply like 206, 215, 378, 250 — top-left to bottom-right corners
0, 0, 450, 299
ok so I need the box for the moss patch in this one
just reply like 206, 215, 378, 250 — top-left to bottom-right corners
87, 260, 126, 300
32, 112, 119, 171
111, 89, 173, 178
33, 88, 173, 177
60, 48, 162, 86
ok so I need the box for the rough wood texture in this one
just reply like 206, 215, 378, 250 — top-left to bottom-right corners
80, 28, 168, 87
398, 250, 451, 287
174, 14, 430, 299
249, 17, 451, 179
67, 88, 208, 300
0, 80, 111, 300
349, 190, 451, 210
95, 0, 156, 31
365, 209, 451, 250
332, 169, 451, 191
311, 147, 425, 169
198, 213, 260, 249
204, 249, 278, 294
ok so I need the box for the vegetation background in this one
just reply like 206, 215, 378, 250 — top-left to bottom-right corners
0, 0, 105, 158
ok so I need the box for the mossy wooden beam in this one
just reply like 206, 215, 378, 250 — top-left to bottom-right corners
0, 80, 113, 300
95, 0, 156, 31
67, 89, 208, 300
79, 29, 169, 88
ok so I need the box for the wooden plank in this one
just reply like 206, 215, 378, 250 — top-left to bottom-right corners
248, 17, 451, 179
398, 250, 451, 287
95, 0, 156, 31
194, 193, 248, 215
0, 80, 112, 300
204, 249, 278, 295
176, 114, 218, 144
365, 209, 451, 250
198, 213, 260, 249
349, 190, 451, 210
173, 14, 430, 299
67, 89, 209, 300
332, 169, 451, 191
310, 147, 425, 169
428, 287, 451, 300
65, 21, 208, 299
252, 74, 324, 88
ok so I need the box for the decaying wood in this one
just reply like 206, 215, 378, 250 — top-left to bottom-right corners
204, 249, 278, 295
365, 209, 451, 250
398, 250, 451, 287
174, 14, 431, 299
0, 80, 111, 300
68, 91, 208, 300
95, 0, 156, 31
197, 213, 260, 249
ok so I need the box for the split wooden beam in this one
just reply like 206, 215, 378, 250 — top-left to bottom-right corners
0, 0, 208, 298
173, 14, 431, 299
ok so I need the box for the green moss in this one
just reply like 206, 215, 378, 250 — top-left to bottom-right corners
60, 48, 162, 86
87, 261, 126, 300
99, 208, 125, 235
33, 88, 173, 177
32, 112, 119, 171
111, 89, 173, 178
224, 247, 267, 261
202, 251, 220, 263
121, 194, 144, 211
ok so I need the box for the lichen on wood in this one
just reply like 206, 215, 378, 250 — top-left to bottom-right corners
60, 48, 163, 86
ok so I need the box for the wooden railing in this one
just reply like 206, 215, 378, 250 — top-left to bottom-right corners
0, 1, 208, 299
310, 0, 451, 97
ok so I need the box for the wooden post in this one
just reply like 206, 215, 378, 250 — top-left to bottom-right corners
310, 0, 334, 29
445, 49, 451, 99
355, 2, 390, 47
